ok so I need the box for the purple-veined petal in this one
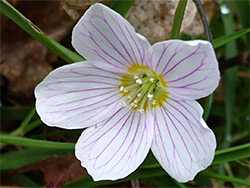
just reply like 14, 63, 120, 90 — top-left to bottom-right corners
35, 61, 123, 129
72, 3, 151, 73
148, 40, 220, 100
75, 107, 153, 181
151, 99, 216, 183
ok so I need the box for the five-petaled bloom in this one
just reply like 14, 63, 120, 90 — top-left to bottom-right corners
35, 3, 220, 183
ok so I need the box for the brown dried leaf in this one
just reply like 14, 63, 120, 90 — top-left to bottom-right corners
43, 156, 87, 188
0, 40, 53, 105
1, 1, 75, 105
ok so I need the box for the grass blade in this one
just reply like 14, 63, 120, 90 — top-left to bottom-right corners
214, 28, 250, 49
200, 172, 250, 186
213, 143, 250, 165
11, 174, 40, 187
218, 1, 238, 185
0, 134, 74, 150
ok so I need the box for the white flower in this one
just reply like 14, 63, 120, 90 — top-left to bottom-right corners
35, 3, 220, 183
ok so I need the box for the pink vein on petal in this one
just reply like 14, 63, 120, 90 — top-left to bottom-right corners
98, 10, 134, 64
124, 24, 144, 64
83, 109, 132, 152
160, 43, 187, 74
83, 22, 128, 67
163, 44, 201, 76
163, 105, 200, 154
155, 42, 175, 71
88, 16, 132, 65
167, 54, 207, 83
93, 111, 135, 169
175, 100, 211, 151
45, 91, 120, 114
161, 108, 192, 171
45, 89, 117, 107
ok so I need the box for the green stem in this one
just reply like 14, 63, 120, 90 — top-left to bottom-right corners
0, 109, 41, 149
110, 0, 135, 17
191, 0, 215, 120
170, 0, 187, 39
203, 93, 214, 121
192, 0, 213, 44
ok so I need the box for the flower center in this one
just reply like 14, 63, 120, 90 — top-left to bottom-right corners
119, 65, 168, 112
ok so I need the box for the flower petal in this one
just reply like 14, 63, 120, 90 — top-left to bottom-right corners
149, 40, 220, 100
72, 3, 151, 73
35, 61, 123, 129
151, 99, 216, 182
75, 107, 153, 181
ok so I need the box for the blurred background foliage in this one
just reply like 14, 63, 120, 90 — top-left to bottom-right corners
0, 0, 249, 187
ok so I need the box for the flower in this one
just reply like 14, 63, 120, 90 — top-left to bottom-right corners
35, 3, 220, 183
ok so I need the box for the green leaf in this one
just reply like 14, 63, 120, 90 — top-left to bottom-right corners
0, 109, 42, 149
170, 0, 188, 39
200, 172, 250, 186
23, 119, 42, 134
10, 109, 40, 137
18, 108, 36, 132
11, 174, 41, 187
213, 28, 250, 49
0, 148, 73, 170
111, 0, 135, 17
0, 134, 74, 150
213, 143, 250, 165
0, 0, 84, 64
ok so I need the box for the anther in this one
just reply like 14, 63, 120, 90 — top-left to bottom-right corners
136, 79, 142, 84
147, 94, 153, 100
138, 109, 144, 113
123, 101, 127, 107
152, 100, 156, 105
127, 96, 131, 99
150, 78, 155, 82
124, 89, 128, 93
134, 75, 138, 79
120, 86, 124, 91
137, 93, 142, 97
134, 99, 138, 103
